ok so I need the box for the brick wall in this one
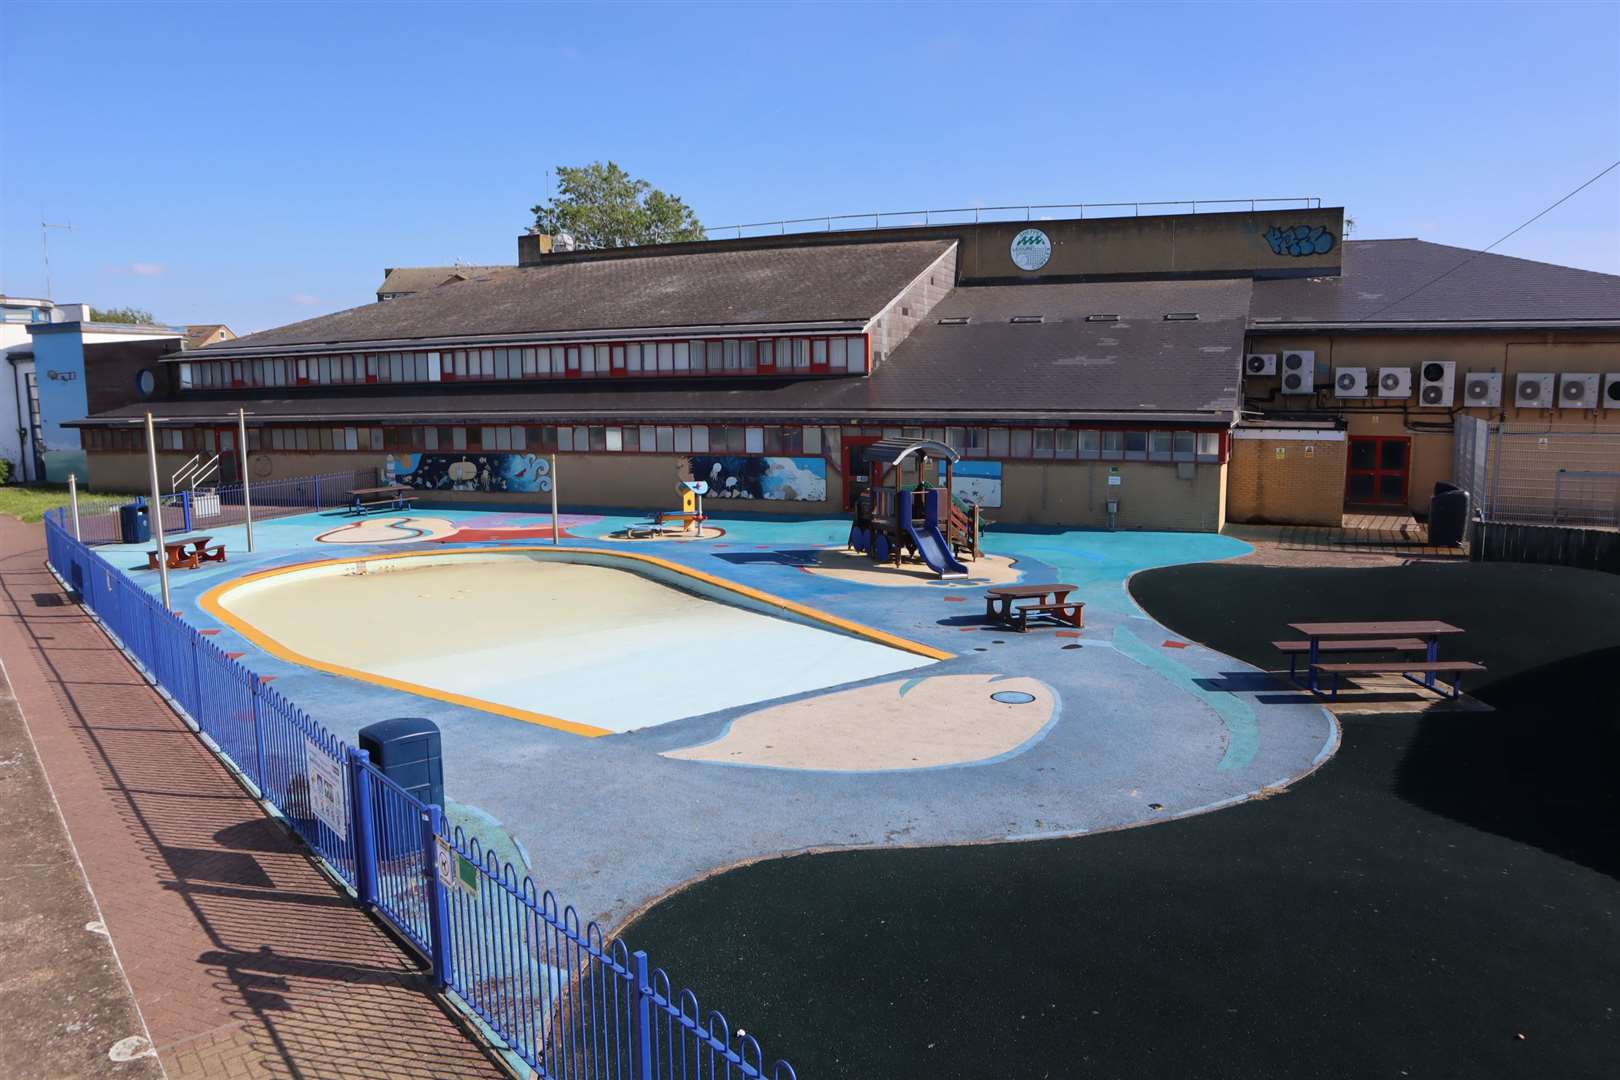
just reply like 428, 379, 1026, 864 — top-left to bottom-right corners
1226, 436, 1346, 526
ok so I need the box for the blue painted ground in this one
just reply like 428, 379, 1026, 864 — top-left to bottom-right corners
97, 506, 1337, 927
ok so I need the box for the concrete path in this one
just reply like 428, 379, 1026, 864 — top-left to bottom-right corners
0, 518, 506, 1080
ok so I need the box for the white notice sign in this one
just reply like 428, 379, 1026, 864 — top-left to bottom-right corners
305, 741, 348, 835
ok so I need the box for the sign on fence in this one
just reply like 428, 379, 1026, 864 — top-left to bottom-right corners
305, 740, 348, 834
435, 835, 480, 896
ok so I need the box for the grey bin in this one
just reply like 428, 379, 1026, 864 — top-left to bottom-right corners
118, 499, 151, 545
358, 716, 445, 810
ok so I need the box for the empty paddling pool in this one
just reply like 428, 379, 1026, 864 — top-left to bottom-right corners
201, 547, 945, 735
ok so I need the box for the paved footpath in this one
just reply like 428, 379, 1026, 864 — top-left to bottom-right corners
0, 518, 507, 1080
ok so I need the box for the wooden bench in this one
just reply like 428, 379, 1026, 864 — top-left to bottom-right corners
1009, 600, 1085, 632
1313, 660, 1487, 700
1272, 637, 1427, 680
349, 486, 416, 515
198, 543, 227, 564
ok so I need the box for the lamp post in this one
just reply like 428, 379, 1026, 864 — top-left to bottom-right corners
144, 412, 170, 609
237, 408, 254, 551
549, 453, 559, 545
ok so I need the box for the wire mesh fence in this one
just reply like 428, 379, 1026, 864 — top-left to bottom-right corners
1453, 420, 1620, 528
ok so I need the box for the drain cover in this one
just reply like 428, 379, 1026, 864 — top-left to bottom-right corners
991, 690, 1037, 704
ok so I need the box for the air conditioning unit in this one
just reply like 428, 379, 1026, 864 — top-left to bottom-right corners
1244, 353, 1278, 376
1418, 360, 1455, 407
1462, 371, 1502, 408
1376, 367, 1412, 398
1515, 372, 1556, 408
1280, 349, 1316, 395
1333, 367, 1368, 397
1559, 373, 1600, 409
1604, 373, 1620, 409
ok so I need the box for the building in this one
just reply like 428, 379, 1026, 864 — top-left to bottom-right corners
69, 205, 1620, 529
27, 310, 184, 482
183, 323, 236, 350
378, 266, 506, 302
2, 294, 56, 482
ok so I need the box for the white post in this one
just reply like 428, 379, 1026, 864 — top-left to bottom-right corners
145, 413, 171, 610
68, 473, 82, 541
550, 453, 559, 545
695, 492, 704, 538
237, 408, 255, 552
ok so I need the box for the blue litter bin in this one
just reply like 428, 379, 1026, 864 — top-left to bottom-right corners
358, 717, 444, 809
118, 499, 151, 544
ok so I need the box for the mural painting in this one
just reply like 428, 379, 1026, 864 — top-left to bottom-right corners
952, 460, 1003, 508
390, 453, 553, 493
682, 456, 827, 501
1264, 224, 1336, 257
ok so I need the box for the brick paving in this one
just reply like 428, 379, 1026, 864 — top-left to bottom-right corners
0, 518, 508, 1080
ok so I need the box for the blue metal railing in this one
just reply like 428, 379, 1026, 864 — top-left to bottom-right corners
68, 469, 378, 545
42, 510, 796, 1080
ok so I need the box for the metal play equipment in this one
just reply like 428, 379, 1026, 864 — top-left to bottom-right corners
847, 438, 981, 578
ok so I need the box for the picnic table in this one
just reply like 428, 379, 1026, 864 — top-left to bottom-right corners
1285, 620, 1477, 697
145, 535, 226, 571
348, 484, 416, 515
985, 583, 1085, 632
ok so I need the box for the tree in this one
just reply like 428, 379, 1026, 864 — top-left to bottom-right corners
91, 306, 157, 324
530, 162, 705, 249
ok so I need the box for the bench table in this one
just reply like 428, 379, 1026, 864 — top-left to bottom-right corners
1288, 620, 1465, 694
986, 584, 1085, 632
348, 485, 416, 515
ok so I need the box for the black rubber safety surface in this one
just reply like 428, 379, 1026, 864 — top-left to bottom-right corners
627, 561, 1620, 1080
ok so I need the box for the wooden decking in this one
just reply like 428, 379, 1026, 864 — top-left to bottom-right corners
1227, 511, 1468, 562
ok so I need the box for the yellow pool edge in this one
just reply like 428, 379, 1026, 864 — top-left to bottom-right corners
197, 545, 954, 738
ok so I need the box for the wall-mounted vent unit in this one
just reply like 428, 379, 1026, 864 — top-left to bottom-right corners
1333, 367, 1369, 398
1376, 367, 1413, 398
1163, 312, 1199, 321
936, 316, 970, 325
1515, 372, 1556, 408
1280, 350, 1316, 394
1086, 313, 1121, 322
1010, 315, 1045, 324
1463, 371, 1502, 407
1559, 372, 1601, 408
1418, 360, 1455, 407
1244, 353, 1278, 375
1604, 373, 1620, 409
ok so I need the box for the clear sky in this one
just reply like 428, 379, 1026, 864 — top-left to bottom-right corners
3, 0, 1617, 334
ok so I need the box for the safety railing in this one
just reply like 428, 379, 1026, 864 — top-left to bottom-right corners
707, 196, 1324, 238
66, 469, 380, 543
42, 509, 796, 1080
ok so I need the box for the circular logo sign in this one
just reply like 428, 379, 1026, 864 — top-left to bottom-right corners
1010, 228, 1053, 272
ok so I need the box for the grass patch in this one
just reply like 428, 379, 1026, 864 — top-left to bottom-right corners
0, 485, 125, 523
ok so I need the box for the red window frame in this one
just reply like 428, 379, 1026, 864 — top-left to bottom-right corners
1345, 435, 1411, 507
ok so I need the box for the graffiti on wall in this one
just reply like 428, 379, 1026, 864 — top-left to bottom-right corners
683, 456, 827, 501
390, 453, 553, 493
951, 460, 1003, 508
1264, 225, 1336, 258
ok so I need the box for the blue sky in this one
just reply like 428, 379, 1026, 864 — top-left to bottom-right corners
3, 1, 1617, 334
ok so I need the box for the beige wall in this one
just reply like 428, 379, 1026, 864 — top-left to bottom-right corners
1246, 330, 1620, 516
1227, 437, 1347, 526
999, 460, 1226, 531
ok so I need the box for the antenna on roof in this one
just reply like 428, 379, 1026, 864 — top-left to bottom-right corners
41, 215, 73, 300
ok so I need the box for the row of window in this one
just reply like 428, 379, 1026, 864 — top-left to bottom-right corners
177, 334, 872, 390
87, 423, 1227, 463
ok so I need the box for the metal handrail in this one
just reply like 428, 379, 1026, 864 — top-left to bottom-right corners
707, 197, 1324, 239
191, 454, 220, 489
169, 453, 201, 491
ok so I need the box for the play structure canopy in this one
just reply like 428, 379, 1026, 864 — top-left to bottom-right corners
860, 438, 961, 468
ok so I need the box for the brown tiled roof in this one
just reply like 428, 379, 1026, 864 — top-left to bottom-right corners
200, 240, 955, 353
1249, 239, 1620, 325
377, 266, 504, 296
182, 324, 233, 349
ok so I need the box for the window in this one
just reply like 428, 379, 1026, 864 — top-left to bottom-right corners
1011, 429, 1034, 458
691, 426, 709, 452
829, 337, 847, 371
452, 427, 467, 450
640, 425, 656, 452
566, 346, 580, 373
1102, 431, 1123, 457
589, 427, 607, 452
558, 426, 574, 452
581, 345, 597, 375
1055, 429, 1077, 458
1173, 432, 1196, 460
1033, 429, 1057, 457
657, 342, 674, 373
674, 342, 691, 372
424, 427, 439, 450
674, 426, 692, 452
1077, 430, 1099, 458
812, 339, 828, 368
627, 343, 643, 373
656, 426, 675, 453
611, 345, 625, 373
605, 427, 623, 451
495, 349, 511, 380
792, 339, 809, 369
745, 427, 764, 453
803, 426, 822, 454
758, 340, 774, 369
1125, 431, 1148, 458
1149, 431, 1174, 460
1197, 432, 1221, 459
724, 339, 740, 371
707, 341, 724, 373
988, 428, 1010, 457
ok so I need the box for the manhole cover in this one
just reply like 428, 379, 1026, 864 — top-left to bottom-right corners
991, 691, 1036, 704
